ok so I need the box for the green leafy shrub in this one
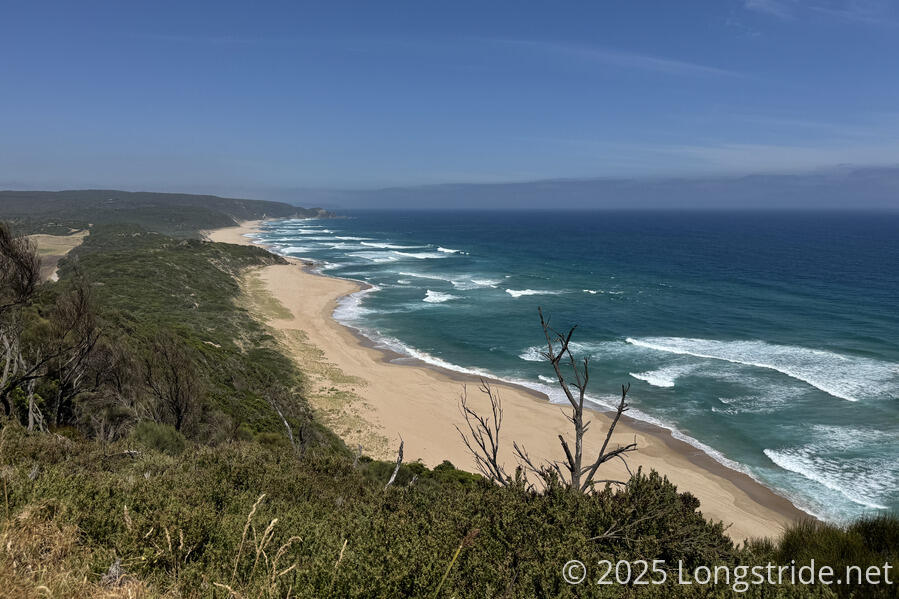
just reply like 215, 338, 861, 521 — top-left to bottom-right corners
132, 421, 187, 456
2, 429, 874, 598
776, 515, 899, 599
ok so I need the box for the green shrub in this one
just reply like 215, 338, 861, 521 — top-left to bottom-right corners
132, 421, 187, 456
0, 431, 858, 598
777, 515, 899, 599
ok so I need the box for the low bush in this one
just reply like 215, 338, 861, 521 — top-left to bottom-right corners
132, 421, 187, 456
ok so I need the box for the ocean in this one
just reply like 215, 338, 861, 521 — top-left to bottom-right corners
251, 210, 899, 523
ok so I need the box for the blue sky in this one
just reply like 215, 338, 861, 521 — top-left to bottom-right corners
2, 0, 899, 192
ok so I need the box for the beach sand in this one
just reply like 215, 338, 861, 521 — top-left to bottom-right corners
27, 229, 89, 281
209, 220, 807, 543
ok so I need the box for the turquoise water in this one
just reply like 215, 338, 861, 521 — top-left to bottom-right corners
252, 211, 899, 523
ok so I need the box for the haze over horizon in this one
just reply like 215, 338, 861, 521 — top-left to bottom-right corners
3, 1, 899, 209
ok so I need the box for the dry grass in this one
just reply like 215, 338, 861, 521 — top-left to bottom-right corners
0, 503, 161, 599
0, 495, 302, 599
216, 494, 302, 599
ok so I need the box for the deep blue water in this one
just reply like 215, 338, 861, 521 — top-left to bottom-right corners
253, 211, 899, 522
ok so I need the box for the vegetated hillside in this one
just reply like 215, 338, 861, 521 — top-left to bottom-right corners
55, 224, 342, 445
1, 220, 896, 598
0, 189, 329, 235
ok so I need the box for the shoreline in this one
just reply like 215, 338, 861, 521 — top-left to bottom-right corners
207, 219, 809, 542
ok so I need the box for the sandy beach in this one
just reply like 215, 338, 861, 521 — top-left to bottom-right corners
208, 220, 807, 542
27, 229, 89, 281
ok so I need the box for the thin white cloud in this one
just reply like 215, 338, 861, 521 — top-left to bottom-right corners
495, 39, 740, 78
745, 0, 897, 25
809, 1, 898, 26
744, 0, 797, 19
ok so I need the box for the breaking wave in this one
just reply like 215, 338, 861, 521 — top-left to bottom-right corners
505, 289, 565, 298
629, 364, 698, 388
423, 290, 460, 303
625, 337, 898, 402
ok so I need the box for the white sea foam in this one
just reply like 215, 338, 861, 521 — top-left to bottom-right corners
583, 289, 598, 294
280, 246, 310, 254
505, 289, 565, 298
397, 271, 453, 282
764, 447, 896, 510
317, 261, 347, 271
713, 391, 794, 415
348, 251, 400, 263
519, 347, 545, 362
437, 247, 461, 253
393, 272, 500, 289
423, 290, 460, 303
393, 251, 448, 259
278, 235, 338, 241
334, 236, 371, 240
625, 337, 899, 402
365, 334, 497, 380
518, 340, 631, 363
469, 278, 501, 288
449, 277, 502, 290
629, 364, 698, 388
538, 374, 556, 384
360, 241, 425, 250
332, 285, 380, 322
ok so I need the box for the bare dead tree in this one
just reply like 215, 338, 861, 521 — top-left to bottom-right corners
25, 377, 44, 432
512, 308, 636, 492
384, 438, 404, 490
265, 386, 297, 452
0, 333, 19, 407
0, 222, 39, 418
457, 307, 637, 493
0, 222, 39, 318
456, 380, 510, 485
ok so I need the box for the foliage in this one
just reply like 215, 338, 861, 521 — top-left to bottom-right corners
0, 427, 819, 599
132, 421, 187, 456
47, 225, 338, 447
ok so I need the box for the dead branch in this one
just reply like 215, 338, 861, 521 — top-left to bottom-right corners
384, 438, 404, 489
352, 444, 363, 469
532, 307, 638, 492
0, 222, 39, 318
455, 380, 510, 485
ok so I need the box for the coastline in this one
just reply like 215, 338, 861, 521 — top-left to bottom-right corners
208, 219, 808, 542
